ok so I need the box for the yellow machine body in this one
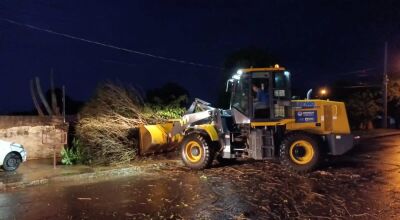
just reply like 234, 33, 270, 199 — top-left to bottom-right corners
139, 99, 351, 155
250, 99, 351, 135
138, 65, 353, 172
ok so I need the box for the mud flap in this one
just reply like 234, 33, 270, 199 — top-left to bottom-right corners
326, 134, 354, 155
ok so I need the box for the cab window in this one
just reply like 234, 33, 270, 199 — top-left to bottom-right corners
231, 77, 250, 115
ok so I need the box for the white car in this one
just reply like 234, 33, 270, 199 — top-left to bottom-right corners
0, 140, 27, 171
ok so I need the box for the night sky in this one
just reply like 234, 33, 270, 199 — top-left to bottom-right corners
1, 0, 399, 113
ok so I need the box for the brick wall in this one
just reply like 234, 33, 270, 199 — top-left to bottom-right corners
0, 116, 68, 159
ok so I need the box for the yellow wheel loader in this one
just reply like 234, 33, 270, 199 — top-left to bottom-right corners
140, 66, 354, 173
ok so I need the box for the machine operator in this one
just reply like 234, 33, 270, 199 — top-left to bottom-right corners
252, 82, 270, 118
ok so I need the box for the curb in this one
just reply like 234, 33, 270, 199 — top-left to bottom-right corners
359, 131, 400, 140
1, 161, 179, 191
50, 166, 146, 183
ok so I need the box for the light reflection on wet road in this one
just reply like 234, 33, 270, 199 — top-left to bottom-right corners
1, 135, 400, 219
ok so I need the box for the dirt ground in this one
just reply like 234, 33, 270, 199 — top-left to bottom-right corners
1, 135, 400, 219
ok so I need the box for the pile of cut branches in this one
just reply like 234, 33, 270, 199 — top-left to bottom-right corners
76, 82, 184, 165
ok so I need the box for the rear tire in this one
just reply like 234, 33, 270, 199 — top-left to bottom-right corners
280, 132, 320, 173
181, 134, 214, 170
3, 152, 21, 171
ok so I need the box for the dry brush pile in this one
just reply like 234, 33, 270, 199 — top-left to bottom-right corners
76, 83, 184, 165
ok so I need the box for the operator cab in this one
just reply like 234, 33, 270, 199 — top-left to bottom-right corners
227, 65, 292, 124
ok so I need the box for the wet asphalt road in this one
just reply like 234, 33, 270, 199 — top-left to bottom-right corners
2, 135, 400, 220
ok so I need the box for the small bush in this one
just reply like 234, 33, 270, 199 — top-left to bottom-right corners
61, 147, 75, 165
60, 138, 87, 165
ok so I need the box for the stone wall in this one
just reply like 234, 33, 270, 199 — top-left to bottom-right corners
0, 116, 68, 159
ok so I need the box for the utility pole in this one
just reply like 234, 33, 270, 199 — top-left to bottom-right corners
62, 85, 66, 123
383, 42, 389, 128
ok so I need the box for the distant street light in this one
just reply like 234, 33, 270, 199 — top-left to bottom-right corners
319, 88, 328, 99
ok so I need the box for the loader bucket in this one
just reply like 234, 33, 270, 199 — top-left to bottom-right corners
139, 122, 182, 155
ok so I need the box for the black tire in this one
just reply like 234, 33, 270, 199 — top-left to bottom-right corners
3, 152, 22, 171
181, 134, 214, 170
280, 132, 321, 173
216, 154, 236, 165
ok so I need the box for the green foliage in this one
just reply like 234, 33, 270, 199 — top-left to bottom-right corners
144, 95, 186, 121
61, 147, 75, 165
388, 80, 400, 114
60, 138, 87, 165
386, 79, 400, 128
388, 79, 400, 101
145, 105, 185, 120
347, 90, 380, 129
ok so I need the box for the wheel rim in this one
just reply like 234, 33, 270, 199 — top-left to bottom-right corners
289, 140, 314, 165
6, 156, 18, 167
184, 141, 203, 163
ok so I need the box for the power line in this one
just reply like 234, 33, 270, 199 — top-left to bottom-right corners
320, 67, 379, 82
340, 85, 381, 88
0, 17, 223, 70
335, 67, 377, 76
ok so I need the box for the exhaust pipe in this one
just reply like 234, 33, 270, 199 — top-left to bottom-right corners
306, 89, 313, 100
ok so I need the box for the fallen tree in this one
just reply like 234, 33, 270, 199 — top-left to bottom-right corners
76, 82, 185, 165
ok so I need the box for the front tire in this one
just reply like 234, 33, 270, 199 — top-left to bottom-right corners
181, 134, 214, 170
280, 132, 320, 173
216, 154, 236, 166
3, 152, 21, 171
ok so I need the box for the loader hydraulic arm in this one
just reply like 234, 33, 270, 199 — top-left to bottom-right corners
186, 98, 214, 113
169, 99, 216, 137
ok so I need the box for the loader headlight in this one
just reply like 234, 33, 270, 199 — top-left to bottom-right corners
232, 74, 241, 80
284, 71, 290, 78
230, 69, 243, 81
